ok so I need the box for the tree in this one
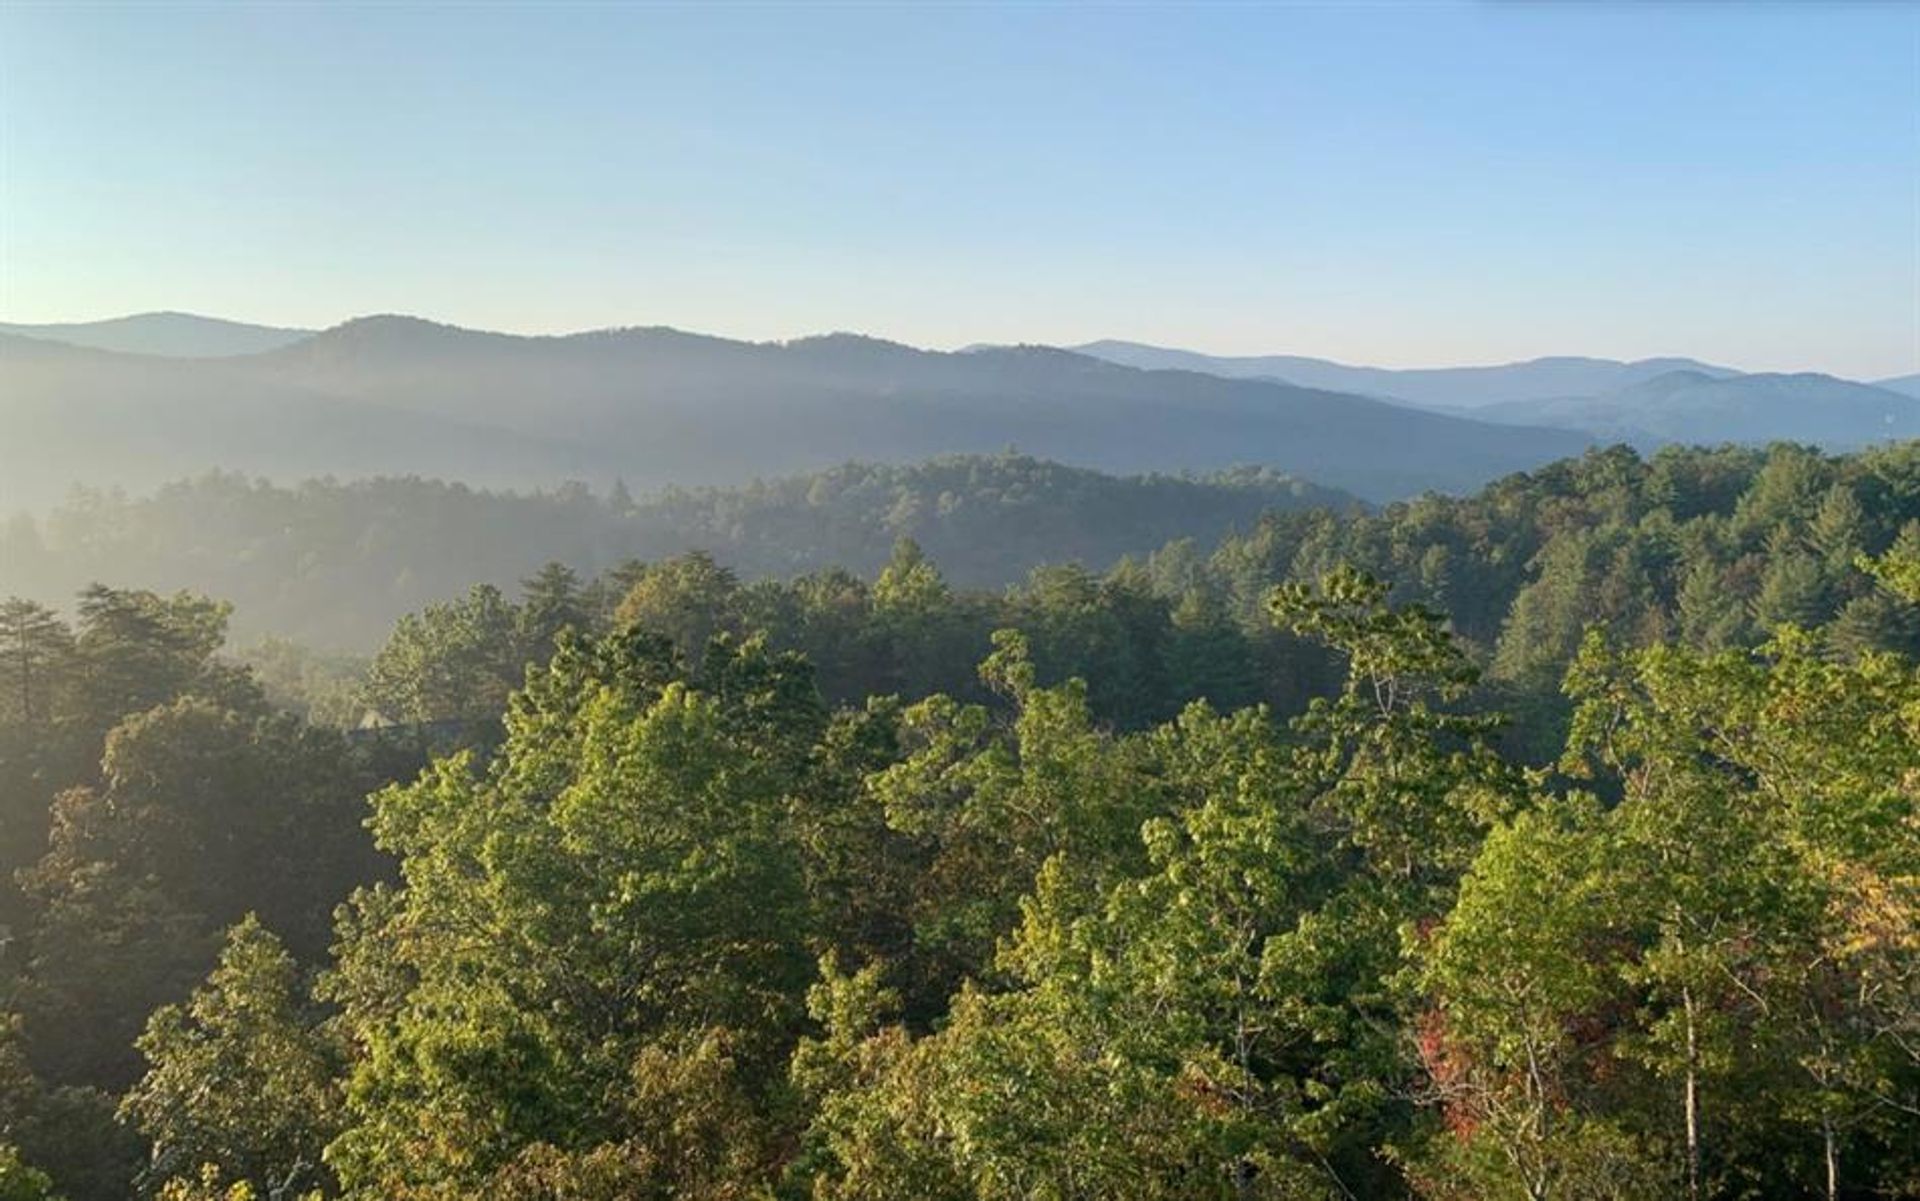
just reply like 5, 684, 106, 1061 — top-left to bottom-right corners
1675, 562, 1748, 652
0, 601, 70, 729
323, 629, 820, 1196
1751, 545, 1828, 632
1271, 566, 1514, 885
870, 540, 979, 702
16, 857, 213, 1089
27, 699, 377, 958
0, 1145, 57, 1201
1555, 630, 1920, 1197
0, 602, 78, 925
122, 918, 341, 1198
611, 553, 743, 668
16, 692, 378, 1096
872, 538, 949, 614
801, 570, 1516, 1200
1807, 484, 1868, 570
1163, 589, 1261, 712
861, 629, 1159, 1003
517, 562, 588, 659
69, 587, 257, 734
360, 584, 524, 723
801, 703, 1359, 1200
1825, 592, 1920, 661
0, 1013, 142, 1201
1411, 799, 1671, 1200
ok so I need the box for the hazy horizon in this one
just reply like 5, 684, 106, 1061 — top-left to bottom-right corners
3, 2, 1915, 378
0, 306, 1889, 382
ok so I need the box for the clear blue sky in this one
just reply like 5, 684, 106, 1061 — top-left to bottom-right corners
2, 2, 1915, 377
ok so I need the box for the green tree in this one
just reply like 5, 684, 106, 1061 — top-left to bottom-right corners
1675, 562, 1749, 651
0, 601, 70, 729
323, 629, 819, 1196
1164, 589, 1261, 711
1751, 545, 1828, 632
872, 538, 949, 614
1411, 798, 1670, 1200
1556, 631, 1920, 1198
1807, 484, 1868, 570
0, 1013, 141, 1201
122, 918, 341, 1198
70, 587, 256, 732
517, 562, 588, 659
1825, 591, 1920, 660
360, 584, 524, 723
611, 552, 743, 668
0, 1145, 57, 1201
801, 570, 1514, 1200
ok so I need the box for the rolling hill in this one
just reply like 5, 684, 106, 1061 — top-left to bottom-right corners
0, 311, 315, 357
0, 317, 1591, 507
0, 454, 1357, 650
1876, 373, 1920, 401
0, 332, 593, 511
1073, 339, 1740, 408
1470, 370, 1920, 449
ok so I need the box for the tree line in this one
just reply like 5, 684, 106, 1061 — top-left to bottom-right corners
0, 454, 1349, 651
342, 442, 1920, 755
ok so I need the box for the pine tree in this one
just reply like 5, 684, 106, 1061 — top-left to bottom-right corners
517, 561, 587, 657
1808, 484, 1868, 569
0, 600, 70, 727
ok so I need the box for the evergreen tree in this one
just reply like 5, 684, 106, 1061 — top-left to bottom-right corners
516, 561, 588, 658
0, 601, 70, 728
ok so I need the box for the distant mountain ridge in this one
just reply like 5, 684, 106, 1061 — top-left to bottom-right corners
1071, 338, 1920, 452
1473, 370, 1920, 449
1877, 373, 1920, 401
1071, 339, 1743, 408
0, 330, 596, 513
0, 311, 314, 357
0, 316, 1590, 508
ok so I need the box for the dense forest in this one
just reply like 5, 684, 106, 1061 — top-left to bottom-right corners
0, 455, 1352, 650
3, 441, 1919, 1199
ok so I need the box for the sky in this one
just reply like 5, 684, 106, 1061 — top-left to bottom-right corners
1, 2, 1916, 378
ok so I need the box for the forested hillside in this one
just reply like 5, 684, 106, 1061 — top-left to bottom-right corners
1473, 371, 1920, 449
0, 455, 1353, 650
2, 440, 1919, 1199
0, 318, 1592, 508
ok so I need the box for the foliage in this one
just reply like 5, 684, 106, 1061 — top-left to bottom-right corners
4, 456, 1347, 649
7, 441, 1920, 1199
123, 918, 342, 1198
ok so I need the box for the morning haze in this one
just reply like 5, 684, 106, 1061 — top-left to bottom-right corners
2, 4, 1919, 1201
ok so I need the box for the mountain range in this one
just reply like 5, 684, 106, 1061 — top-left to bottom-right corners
0, 315, 1590, 510
1471, 370, 1920, 449
5, 312, 1918, 515
1072, 340, 1746, 407
0, 311, 314, 358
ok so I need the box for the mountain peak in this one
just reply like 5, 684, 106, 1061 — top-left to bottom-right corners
1617, 368, 1722, 397
0, 311, 314, 358
324, 314, 472, 338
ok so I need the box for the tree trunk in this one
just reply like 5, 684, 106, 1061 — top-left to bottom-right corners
1824, 1114, 1838, 1201
1683, 984, 1701, 1201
